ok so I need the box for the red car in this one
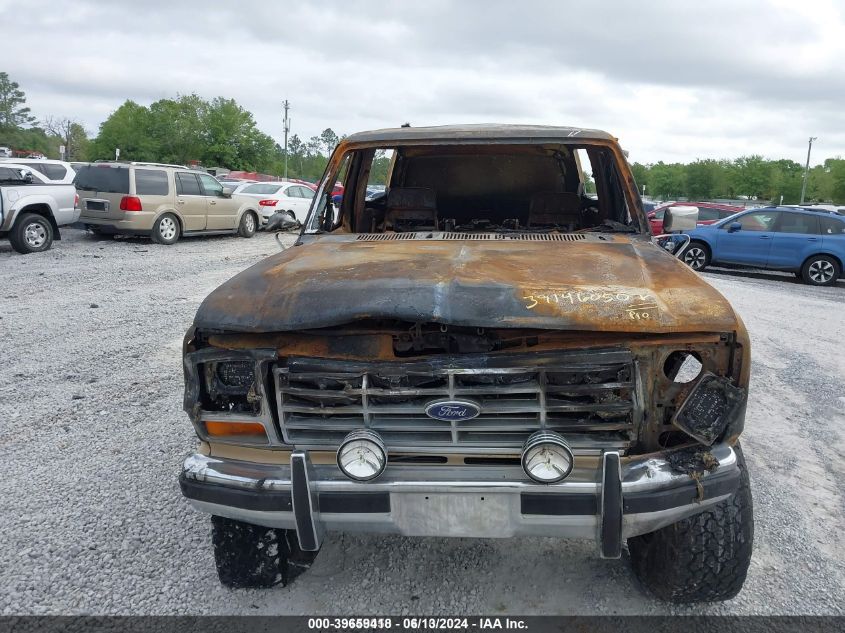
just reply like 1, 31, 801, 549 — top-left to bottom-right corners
649, 202, 744, 234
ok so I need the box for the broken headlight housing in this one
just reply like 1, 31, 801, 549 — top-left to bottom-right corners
201, 360, 261, 414
650, 338, 747, 450
671, 372, 745, 445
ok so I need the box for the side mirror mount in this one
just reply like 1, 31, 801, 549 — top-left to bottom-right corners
662, 205, 699, 232
727, 222, 742, 233
221, 187, 233, 198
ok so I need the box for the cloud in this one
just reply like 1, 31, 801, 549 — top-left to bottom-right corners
2, 0, 844, 164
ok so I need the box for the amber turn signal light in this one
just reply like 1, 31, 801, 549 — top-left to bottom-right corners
204, 421, 267, 440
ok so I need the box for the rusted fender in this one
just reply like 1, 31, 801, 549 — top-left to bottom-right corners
194, 235, 739, 334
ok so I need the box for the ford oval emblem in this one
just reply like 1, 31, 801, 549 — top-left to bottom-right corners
424, 400, 481, 421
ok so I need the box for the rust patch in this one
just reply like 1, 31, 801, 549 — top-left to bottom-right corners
667, 447, 720, 501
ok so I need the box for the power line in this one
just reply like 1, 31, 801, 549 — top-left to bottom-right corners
800, 136, 817, 205
282, 100, 291, 180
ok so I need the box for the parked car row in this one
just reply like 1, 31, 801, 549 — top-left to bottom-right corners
0, 158, 321, 253
3, 156, 844, 291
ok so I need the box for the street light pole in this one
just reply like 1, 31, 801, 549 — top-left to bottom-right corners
800, 136, 817, 204
282, 100, 291, 181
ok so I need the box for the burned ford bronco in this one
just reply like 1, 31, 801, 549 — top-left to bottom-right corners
180, 125, 753, 602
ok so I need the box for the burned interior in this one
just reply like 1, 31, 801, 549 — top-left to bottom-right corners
307, 139, 640, 235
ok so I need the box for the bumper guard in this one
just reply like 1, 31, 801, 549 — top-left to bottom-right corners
180, 443, 740, 558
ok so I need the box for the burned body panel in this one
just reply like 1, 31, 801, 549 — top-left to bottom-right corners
194, 235, 740, 334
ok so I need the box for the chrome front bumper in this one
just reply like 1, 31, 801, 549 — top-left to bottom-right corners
180, 443, 740, 558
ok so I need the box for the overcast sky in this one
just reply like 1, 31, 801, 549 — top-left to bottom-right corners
3, 0, 844, 165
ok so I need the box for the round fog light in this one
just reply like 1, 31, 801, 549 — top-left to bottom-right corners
337, 430, 387, 481
521, 431, 574, 484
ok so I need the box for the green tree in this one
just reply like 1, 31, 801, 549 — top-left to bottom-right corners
732, 155, 770, 199
766, 159, 803, 204
0, 127, 53, 156
287, 133, 304, 172
649, 162, 685, 199
630, 162, 650, 196
368, 149, 391, 185
148, 94, 206, 165
306, 135, 322, 156
686, 159, 720, 200
0, 72, 36, 130
826, 159, 845, 204
89, 101, 158, 161
202, 97, 277, 171
43, 116, 89, 161
320, 128, 339, 155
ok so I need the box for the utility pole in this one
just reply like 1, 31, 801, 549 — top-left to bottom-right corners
282, 100, 291, 180
800, 136, 817, 204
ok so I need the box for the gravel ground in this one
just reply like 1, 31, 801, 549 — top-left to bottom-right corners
1, 228, 843, 615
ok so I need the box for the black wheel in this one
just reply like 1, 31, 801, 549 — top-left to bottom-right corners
9, 213, 54, 254
238, 211, 257, 238
211, 516, 318, 589
151, 213, 180, 245
682, 241, 710, 271
628, 444, 753, 603
801, 255, 840, 286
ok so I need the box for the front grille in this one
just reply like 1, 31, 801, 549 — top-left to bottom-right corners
274, 350, 638, 453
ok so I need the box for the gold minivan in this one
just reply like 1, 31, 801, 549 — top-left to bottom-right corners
76, 162, 263, 244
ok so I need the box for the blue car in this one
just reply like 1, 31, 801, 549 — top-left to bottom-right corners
680, 206, 845, 286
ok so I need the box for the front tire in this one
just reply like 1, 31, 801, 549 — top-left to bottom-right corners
682, 241, 710, 271
628, 444, 753, 603
151, 213, 180, 245
238, 211, 257, 238
9, 213, 54, 254
801, 255, 840, 286
211, 516, 318, 588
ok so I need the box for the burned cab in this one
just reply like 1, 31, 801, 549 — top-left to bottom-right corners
180, 125, 753, 602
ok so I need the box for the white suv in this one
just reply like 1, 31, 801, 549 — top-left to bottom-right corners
0, 158, 76, 183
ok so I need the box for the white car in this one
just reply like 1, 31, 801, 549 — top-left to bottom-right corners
0, 158, 76, 184
0, 146, 12, 158
234, 181, 315, 223
219, 179, 255, 191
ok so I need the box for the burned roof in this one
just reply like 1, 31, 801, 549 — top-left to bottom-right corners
343, 124, 616, 146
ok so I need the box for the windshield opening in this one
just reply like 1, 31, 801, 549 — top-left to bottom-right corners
305, 143, 642, 235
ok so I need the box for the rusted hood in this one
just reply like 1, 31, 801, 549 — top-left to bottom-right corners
194, 235, 739, 333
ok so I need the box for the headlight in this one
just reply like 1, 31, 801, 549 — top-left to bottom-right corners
215, 360, 255, 388
336, 430, 387, 481
521, 431, 574, 484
